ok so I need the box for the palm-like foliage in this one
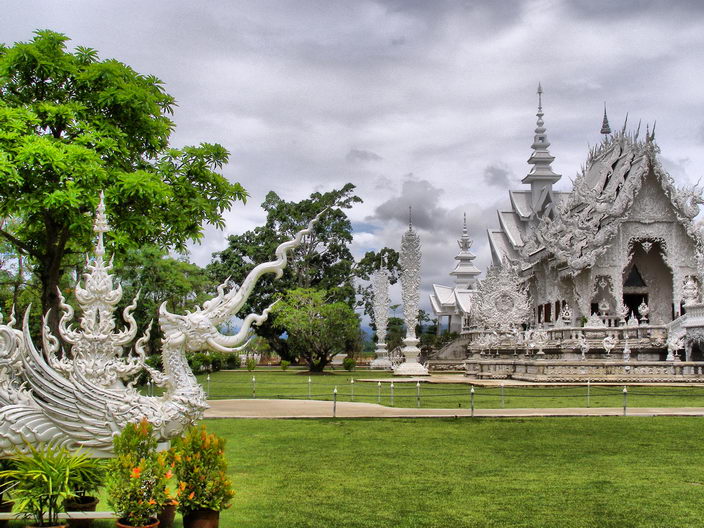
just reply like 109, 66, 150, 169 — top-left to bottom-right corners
0, 443, 104, 526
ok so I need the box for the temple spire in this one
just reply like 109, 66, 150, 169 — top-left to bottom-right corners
522, 83, 561, 214
600, 103, 611, 135
450, 213, 481, 288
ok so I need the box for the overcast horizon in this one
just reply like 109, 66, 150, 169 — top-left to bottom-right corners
5, 0, 704, 316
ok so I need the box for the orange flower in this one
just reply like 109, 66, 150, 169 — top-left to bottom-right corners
178, 481, 187, 491
148, 499, 156, 505
188, 491, 195, 500
130, 467, 141, 479
165, 470, 173, 479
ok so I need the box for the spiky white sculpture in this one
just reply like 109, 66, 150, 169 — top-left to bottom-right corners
370, 258, 391, 369
395, 211, 428, 376
0, 194, 318, 456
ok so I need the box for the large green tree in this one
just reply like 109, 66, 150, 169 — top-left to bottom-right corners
271, 288, 359, 372
0, 30, 247, 336
208, 183, 399, 361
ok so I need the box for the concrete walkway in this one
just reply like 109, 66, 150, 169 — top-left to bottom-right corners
204, 399, 704, 419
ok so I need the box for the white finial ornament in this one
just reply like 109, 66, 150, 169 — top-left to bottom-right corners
600, 102, 612, 135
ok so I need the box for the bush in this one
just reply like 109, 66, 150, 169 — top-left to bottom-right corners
106, 419, 169, 526
170, 425, 234, 514
280, 360, 290, 371
342, 357, 356, 371
246, 357, 257, 371
223, 353, 241, 369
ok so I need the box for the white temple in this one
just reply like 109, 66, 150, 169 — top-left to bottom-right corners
429, 85, 704, 382
429, 214, 480, 334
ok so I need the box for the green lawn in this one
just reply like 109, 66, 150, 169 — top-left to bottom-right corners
191, 368, 704, 409
14, 416, 704, 527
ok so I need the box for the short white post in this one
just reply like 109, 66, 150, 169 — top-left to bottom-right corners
308, 376, 312, 399
416, 381, 421, 408
252, 375, 256, 399
377, 381, 381, 404
470, 386, 475, 417
206, 374, 211, 398
500, 382, 505, 409
333, 386, 338, 418
623, 386, 628, 416
350, 379, 355, 402
390, 381, 394, 407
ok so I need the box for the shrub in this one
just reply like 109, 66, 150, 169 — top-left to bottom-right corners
106, 419, 169, 526
246, 357, 257, 371
343, 357, 356, 371
223, 353, 241, 369
280, 360, 290, 371
209, 351, 224, 372
170, 425, 234, 514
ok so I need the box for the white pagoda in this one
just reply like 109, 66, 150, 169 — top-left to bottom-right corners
429, 214, 481, 334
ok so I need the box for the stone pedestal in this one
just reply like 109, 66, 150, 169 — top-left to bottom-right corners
370, 344, 392, 369
394, 337, 429, 376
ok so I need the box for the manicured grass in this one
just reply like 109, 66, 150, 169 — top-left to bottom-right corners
195, 369, 704, 409
26, 416, 704, 528
195, 418, 704, 527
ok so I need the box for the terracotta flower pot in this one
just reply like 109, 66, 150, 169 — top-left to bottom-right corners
64, 496, 99, 528
183, 509, 219, 528
115, 518, 159, 528
157, 502, 177, 528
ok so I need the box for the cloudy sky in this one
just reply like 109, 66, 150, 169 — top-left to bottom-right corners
5, 0, 704, 314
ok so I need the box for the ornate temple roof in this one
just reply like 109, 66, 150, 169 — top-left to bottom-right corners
525, 127, 704, 274
489, 101, 704, 275
489, 87, 704, 274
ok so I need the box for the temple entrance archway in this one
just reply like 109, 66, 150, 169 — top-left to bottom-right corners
623, 240, 673, 324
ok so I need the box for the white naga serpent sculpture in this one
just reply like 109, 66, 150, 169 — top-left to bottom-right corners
0, 195, 319, 456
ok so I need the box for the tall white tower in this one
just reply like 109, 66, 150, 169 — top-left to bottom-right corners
450, 213, 481, 289
521, 83, 561, 215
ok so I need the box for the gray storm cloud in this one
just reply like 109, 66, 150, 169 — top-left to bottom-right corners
3, 0, 704, 314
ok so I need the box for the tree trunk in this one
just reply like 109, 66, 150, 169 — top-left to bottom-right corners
38, 224, 69, 355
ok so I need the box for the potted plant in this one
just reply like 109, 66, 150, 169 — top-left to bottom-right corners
0, 443, 95, 528
106, 419, 168, 528
171, 425, 234, 528
63, 457, 106, 528
0, 458, 15, 528
156, 456, 178, 528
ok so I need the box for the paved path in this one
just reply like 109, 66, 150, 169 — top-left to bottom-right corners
204, 399, 704, 419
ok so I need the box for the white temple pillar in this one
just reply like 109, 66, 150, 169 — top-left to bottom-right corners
395, 214, 429, 376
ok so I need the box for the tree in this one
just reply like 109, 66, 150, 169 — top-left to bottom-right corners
112, 246, 214, 352
208, 183, 399, 361
271, 288, 359, 372
0, 30, 247, 337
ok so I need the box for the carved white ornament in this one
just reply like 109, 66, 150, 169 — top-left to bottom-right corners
0, 194, 319, 456
682, 276, 699, 306
602, 335, 617, 356
370, 262, 392, 369
471, 259, 530, 331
